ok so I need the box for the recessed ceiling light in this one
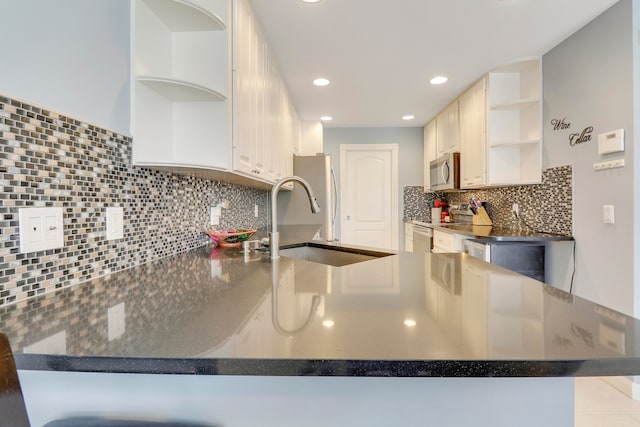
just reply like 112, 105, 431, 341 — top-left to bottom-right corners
320, 116, 332, 121
430, 76, 448, 85
404, 319, 417, 327
402, 115, 415, 121
313, 78, 330, 87
302, 0, 322, 3
322, 320, 335, 327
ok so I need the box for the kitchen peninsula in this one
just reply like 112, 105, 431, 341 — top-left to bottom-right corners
2, 229, 639, 426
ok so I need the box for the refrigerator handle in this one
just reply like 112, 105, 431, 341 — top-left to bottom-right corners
331, 168, 338, 226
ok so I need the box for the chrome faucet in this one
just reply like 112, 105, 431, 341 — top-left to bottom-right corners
270, 176, 320, 260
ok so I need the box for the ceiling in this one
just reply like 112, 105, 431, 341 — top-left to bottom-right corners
248, 0, 620, 128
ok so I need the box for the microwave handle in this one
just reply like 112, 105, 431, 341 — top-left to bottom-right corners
441, 159, 450, 183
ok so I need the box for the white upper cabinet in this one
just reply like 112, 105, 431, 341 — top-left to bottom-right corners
132, 0, 297, 189
459, 77, 487, 189
132, 0, 230, 169
232, 0, 296, 183
426, 57, 542, 190
423, 119, 436, 192
436, 100, 459, 157
486, 58, 542, 185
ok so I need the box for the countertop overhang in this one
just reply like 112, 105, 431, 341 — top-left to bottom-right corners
411, 220, 574, 242
1, 227, 636, 379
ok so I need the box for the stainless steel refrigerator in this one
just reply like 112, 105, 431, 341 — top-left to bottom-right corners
277, 154, 337, 241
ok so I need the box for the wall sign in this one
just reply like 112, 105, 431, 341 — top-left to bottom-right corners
550, 118, 571, 130
550, 118, 593, 147
569, 126, 593, 146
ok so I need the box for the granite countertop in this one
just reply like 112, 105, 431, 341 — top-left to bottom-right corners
428, 223, 573, 242
0, 226, 635, 378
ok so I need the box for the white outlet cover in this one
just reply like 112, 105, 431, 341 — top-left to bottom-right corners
19, 207, 64, 253
108, 302, 126, 341
106, 207, 124, 240
603, 205, 615, 224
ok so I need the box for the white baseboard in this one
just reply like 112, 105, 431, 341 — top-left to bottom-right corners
602, 376, 640, 400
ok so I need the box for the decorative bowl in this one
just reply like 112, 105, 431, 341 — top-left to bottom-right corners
205, 228, 257, 247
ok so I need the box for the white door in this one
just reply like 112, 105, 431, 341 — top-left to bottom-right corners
340, 144, 398, 250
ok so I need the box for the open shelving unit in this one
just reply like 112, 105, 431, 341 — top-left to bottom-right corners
487, 58, 542, 185
132, 0, 231, 170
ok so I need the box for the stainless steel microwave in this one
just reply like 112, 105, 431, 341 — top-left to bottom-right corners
429, 152, 460, 191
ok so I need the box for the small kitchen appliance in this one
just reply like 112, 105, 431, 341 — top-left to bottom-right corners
429, 152, 460, 191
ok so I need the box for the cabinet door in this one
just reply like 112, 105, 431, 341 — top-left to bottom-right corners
436, 101, 459, 156
459, 78, 486, 188
423, 119, 436, 192
404, 223, 414, 252
233, 0, 295, 184
233, 0, 255, 175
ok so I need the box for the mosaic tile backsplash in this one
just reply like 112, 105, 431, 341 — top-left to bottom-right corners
403, 165, 573, 236
0, 95, 269, 307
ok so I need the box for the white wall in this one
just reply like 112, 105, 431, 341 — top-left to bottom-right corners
633, 0, 640, 320
300, 121, 324, 155
323, 127, 424, 248
542, 0, 635, 315
0, 0, 130, 135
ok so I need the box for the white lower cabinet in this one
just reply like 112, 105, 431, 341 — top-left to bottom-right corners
404, 223, 414, 252
432, 229, 468, 253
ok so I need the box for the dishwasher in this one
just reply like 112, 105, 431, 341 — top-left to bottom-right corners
412, 222, 433, 254
463, 239, 546, 282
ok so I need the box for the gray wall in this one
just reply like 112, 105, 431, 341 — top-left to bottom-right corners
0, 0, 131, 135
542, 0, 635, 314
323, 127, 424, 248
634, 0, 640, 319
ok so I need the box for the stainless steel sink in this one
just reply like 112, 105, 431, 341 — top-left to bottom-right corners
279, 243, 394, 267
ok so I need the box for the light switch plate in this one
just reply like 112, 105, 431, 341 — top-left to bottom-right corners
603, 205, 615, 224
19, 207, 64, 253
106, 207, 124, 240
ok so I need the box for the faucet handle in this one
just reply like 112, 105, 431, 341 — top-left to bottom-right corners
242, 239, 264, 253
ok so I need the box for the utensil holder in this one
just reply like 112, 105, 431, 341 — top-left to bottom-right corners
431, 207, 442, 224
472, 207, 493, 226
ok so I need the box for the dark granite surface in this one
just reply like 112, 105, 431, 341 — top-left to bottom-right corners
430, 223, 573, 241
0, 227, 636, 378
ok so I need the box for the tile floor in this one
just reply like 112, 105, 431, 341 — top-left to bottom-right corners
575, 377, 640, 426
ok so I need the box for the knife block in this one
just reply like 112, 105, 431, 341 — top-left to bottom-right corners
472, 207, 493, 226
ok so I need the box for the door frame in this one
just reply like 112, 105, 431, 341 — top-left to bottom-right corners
339, 144, 399, 250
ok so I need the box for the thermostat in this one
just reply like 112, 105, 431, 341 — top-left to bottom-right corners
598, 129, 624, 155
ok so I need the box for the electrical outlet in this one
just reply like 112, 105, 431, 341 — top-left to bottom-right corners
19, 207, 64, 253
254, 204, 259, 218
106, 207, 124, 240
512, 203, 520, 218
210, 206, 221, 226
